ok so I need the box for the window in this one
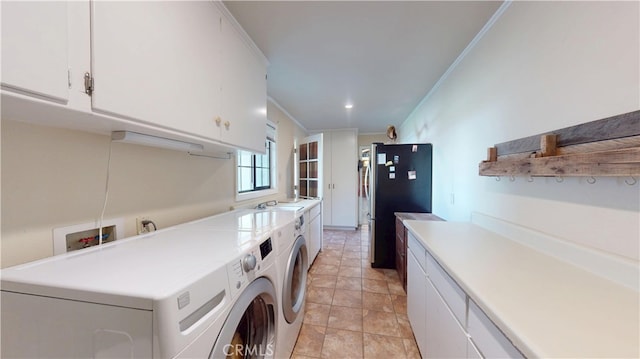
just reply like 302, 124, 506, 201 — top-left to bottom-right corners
237, 123, 277, 196
237, 139, 275, 193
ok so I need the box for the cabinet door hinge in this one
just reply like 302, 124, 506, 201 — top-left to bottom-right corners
84, 72, 94, 96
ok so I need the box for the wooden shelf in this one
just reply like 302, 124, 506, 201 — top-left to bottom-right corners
479, 110, 640, 177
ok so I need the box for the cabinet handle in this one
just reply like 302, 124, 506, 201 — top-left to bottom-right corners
215, 117, 222, 126
224, 121, 230, 129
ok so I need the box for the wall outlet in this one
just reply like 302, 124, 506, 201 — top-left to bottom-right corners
136, 217, 148, 235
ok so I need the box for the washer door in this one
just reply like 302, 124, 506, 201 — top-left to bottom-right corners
282, 235, 308, 324
210, 277, 277, 359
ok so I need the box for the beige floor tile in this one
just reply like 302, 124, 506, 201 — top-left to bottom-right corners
327, 305, 363, 331
342, 250, 361, 259
311, 264, 340, 276
340, 257, 362, 267
307, 286, 335, 305
319, 249, 343, 259
362, 268, 388, 281
388, 280, 406, 296
304, 302, 331, 326
362, 278, 390, 294
383, 269, 401, 282
310, 275, 337, 288
362, 292, 394, 313
335, 276, 362, 291
363, 309, 402, 337
363, 333, 407, 359
396, 313, 415, 339
332, 289, 363, 308
344, 244, 361, 251
313, 256, 341, 267
361, 259, 370, 267
293, 324, 326, 358
403, 338, 421, 359
391, 294, 407, 314
321, 328, 363, 358
338, 265, 362, 278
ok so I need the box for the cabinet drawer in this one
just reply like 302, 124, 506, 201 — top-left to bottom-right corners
310, 203, 321, 218
426, 252, 466, 327
468, 300, 523, 359
407, 232, 426, 271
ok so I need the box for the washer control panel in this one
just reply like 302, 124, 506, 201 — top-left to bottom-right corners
227, 236, 275, 299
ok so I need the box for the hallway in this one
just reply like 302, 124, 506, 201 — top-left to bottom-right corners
292, 226, 420, 358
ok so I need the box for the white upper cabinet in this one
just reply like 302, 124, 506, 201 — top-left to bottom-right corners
219, 16, 267, 153
2, 1, 267, 153
1, 1, 70, 103
90, 1, 223, 140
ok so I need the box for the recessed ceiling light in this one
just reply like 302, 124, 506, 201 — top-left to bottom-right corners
345, 104, 353, 109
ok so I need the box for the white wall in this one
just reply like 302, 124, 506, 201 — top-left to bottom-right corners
399, 1, 640, 261
1, 99, 307, 267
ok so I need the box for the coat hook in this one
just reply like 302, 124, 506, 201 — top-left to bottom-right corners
587, 176, 597, 184
495, 176, 501, 182
555, 176, 564, 183
625, 176, 637, 186
509, 175, 516, 182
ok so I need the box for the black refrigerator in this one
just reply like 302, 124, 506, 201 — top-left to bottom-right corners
368, 143, 432, 268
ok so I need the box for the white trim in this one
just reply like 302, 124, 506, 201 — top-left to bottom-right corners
404, 1, 513, 122
214, 0, 269, 66
268, 96, 307, 133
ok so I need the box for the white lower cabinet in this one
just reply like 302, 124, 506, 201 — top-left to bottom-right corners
425, 278, 468, 358
469, 300, 524, 359
407, 248, 427, 355
307, 203, 323, 264
407, 231, 524, 359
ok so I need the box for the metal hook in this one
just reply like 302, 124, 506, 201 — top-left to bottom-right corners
587, 176, 597, 184
495, 176, 501, 182
625, 176, 637, 186
509, 175, 516, 182
555, 176, 564, 183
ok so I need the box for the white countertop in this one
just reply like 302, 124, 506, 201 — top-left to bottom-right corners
403, 220, 639, 358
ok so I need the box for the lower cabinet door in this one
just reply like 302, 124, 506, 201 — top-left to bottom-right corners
425, 279, 468, 358
407, 250, 427, 356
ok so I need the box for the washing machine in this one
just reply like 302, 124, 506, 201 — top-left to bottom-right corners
272, 215, 309, 359
1, 221, 279, 358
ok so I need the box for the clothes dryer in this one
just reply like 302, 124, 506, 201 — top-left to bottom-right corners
272, 217, 309, 359
1, 223, 278, 359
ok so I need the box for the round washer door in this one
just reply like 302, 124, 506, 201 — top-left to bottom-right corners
282, 235, 308, 324
210, 277, 277, 359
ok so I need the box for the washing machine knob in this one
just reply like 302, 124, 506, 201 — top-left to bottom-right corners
242, 254, 257, 272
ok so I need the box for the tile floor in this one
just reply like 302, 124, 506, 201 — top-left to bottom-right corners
291, 226, 420, 358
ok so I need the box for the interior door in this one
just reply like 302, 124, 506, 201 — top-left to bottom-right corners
329, 130, 358, 227
298, 134, 323, 199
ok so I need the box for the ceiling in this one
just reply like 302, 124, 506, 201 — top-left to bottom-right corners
224, 1, 502, 134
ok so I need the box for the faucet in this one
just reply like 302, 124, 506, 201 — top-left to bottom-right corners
255, 202, 267, 210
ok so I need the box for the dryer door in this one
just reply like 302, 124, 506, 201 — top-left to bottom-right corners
210, 277, 277, 359
282, 235, 308, 323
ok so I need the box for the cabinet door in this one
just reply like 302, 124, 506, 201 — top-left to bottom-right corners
308, 209, 322, 264
219, 17, 267, 153
407, 249, 427, 356
322, 132, 333, 224
1, 1, 69, 103
328, 130, 358, 227
425, 279, 468, 358
91, 1, 222, 140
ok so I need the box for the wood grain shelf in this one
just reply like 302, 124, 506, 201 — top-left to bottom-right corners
479, 110, 640, 178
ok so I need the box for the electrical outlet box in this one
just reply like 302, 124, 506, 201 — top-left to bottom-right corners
53, 218, 124, 255
136, 217, 156, 235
